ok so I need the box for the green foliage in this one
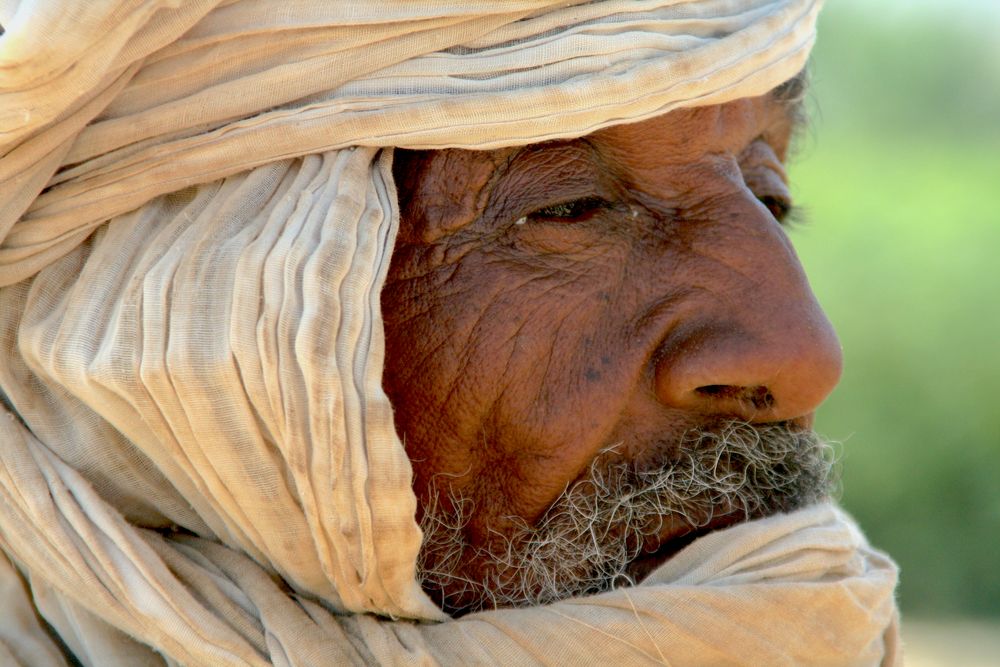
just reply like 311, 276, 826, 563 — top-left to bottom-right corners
789, 3, 1000, 617
809, 2, 1000, 142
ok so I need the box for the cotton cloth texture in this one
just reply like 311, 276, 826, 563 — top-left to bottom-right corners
0, 0, 900, 664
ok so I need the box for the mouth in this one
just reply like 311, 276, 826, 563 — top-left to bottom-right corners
418, 419, 835, 616
624, 510, 753, 584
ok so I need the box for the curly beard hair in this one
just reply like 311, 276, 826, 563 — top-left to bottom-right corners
417, 420, 838, 616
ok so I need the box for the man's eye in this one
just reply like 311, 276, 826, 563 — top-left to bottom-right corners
524, 196, 609, 223
758, 194, 792, 223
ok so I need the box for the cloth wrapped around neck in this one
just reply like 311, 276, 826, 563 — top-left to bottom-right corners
0, 0, 900, 664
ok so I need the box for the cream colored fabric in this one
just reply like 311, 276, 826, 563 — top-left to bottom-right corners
0, 439, 898, 666
0, 0, 824, 287
0, 0, 900, 664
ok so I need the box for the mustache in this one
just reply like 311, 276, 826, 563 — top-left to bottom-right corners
417, 420, 838, 616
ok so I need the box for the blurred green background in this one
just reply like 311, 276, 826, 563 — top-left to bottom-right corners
789, 0, 1000, 622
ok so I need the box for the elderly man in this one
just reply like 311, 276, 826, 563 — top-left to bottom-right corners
0, 1, 899, 665
386, 71, 844, 616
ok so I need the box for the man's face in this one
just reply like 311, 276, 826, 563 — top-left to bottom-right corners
382, 76, 843, 615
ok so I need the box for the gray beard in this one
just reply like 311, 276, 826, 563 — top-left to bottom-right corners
417, 420, 837, 616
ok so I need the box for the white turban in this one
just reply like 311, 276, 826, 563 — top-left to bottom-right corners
0, 1, 901, 664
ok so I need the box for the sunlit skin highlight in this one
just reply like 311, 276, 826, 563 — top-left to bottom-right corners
381, 74, 843, 615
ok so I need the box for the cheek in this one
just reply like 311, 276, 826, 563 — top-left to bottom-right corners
380, 236, 653, 508
381, 244, 527, 493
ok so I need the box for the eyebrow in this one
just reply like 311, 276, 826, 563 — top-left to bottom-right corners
771, 68, 811, 130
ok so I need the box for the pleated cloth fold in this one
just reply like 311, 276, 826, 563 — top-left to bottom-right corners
0, 1, 900, 664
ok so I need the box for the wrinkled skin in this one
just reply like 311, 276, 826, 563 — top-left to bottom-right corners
382, 77, 843, 612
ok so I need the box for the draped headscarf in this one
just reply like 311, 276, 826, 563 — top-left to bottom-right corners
0, 1, 901, 664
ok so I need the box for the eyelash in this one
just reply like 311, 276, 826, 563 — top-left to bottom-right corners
525, 196, 609, 223
757, 193, 809, 227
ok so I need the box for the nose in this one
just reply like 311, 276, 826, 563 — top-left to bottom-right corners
653, 211, 842, 424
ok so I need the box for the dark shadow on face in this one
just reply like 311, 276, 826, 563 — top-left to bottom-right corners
381, 74, 843, 615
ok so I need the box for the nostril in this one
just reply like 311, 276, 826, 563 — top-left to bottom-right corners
696, 384, 775, 411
